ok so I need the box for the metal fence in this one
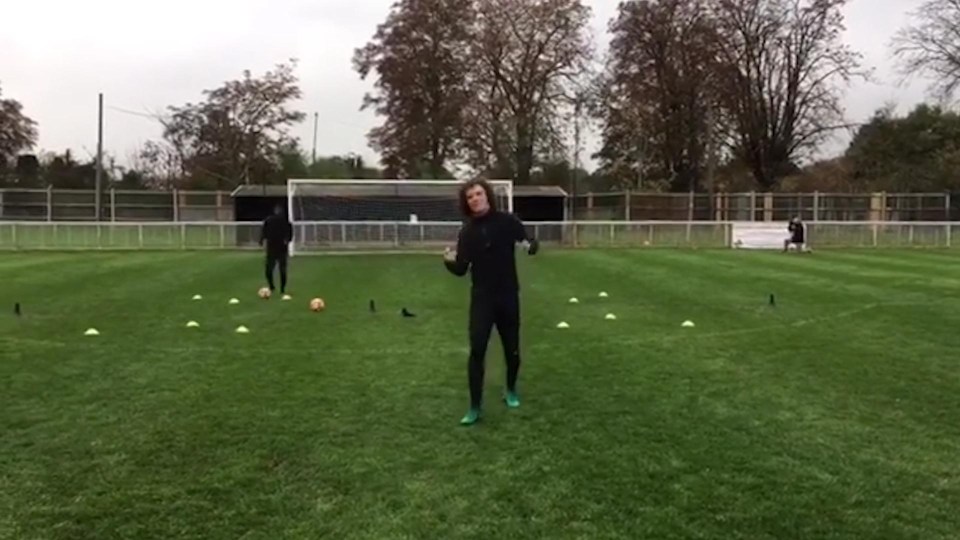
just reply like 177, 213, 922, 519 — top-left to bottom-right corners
1, 221, 958, 251
0, 188, 233, 222
571, 192, 958, 221
2, 188, 958, 223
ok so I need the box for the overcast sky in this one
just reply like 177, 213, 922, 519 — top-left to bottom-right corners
0, 0, 935, 171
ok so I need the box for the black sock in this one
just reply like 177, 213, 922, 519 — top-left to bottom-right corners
468, 352, 485, 409
468, 298, 495, 410
265, 256, 276, 290
498, 294, 522, 393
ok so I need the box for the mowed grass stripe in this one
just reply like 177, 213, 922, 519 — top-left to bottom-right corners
2, 251, 960, 539
532, 251, 960, 537
704, 249, 960, 303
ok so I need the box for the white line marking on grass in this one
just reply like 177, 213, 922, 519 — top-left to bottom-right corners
562, 302, 901, 348
290, 250, 441, 256
1, 301, 934, 357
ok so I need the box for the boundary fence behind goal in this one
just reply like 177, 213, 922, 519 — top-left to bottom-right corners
0, 221, 958, 251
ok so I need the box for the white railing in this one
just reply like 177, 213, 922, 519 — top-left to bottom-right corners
0, 221, 957, 251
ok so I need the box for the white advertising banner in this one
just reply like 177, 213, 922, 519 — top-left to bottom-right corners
731, 222, 788, 250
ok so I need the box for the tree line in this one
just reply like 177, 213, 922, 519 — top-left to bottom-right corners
2, 0, 960, 193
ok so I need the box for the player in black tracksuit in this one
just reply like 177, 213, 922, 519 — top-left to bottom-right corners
444, 178, 539, 426
784, 216, 807, 252
260, 204, 293, 294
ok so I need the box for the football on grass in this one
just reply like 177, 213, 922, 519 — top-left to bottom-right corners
309, 298, 325, 312
258, 287, 271, 299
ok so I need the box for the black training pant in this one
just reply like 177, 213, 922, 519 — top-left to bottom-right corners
265, 247, 288, 292
467, 289, 521, 409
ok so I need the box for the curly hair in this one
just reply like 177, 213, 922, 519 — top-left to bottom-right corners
457, 178, 498, 218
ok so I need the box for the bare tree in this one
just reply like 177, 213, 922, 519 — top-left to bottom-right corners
460, 64, 517, 179
891, 0, 960, 102
0, 83, 38, 168
153, 61, 305, 189
710, 0, 866, 188
470, 0, 595, 184
599, 0, 720, 192
134, 141, 185, 190
354, 0, 474, 179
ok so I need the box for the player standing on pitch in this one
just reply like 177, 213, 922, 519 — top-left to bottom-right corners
260, 204, 294, 296
784, 216, 809, 253
444, 178, 539, 426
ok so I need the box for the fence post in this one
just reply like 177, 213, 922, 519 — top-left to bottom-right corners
813, 191, 819, 221
110, 189, 116, 222
46, 186, 53, 222
173, 189, 179, 222
11, 222, 16, 248
750, 191, 756, 221
625, 190, 631, 221
946, 192, 951, 221
138, 224, 144, 248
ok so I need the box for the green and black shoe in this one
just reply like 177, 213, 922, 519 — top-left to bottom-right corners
460, 408, 481, 426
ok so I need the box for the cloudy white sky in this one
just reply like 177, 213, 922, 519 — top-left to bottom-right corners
0, 0, 936, 171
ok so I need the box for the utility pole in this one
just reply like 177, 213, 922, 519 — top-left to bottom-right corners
636, 140, 645, 192
572, 93, 584, 246
573, 94, 583, 204
312, 112, 319, 165
705, 107, 717, 220
95, 93, 104, 221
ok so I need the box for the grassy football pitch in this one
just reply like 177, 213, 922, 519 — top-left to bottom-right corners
2, 248, 960, 539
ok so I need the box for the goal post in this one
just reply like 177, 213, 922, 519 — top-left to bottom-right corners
285, 178, 513, 254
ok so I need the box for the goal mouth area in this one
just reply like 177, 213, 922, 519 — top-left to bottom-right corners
285, 179, 514, 255
285, 179, 512, 197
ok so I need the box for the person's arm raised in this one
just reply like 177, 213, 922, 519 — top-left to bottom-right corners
510, 214, 539, 255
444, 228, 470, 276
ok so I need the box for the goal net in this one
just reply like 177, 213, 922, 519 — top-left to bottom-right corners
286, 179, 513, 254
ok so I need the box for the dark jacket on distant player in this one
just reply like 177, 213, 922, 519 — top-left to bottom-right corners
444, 209, 537, 293
788, 219, 805, 243
260, 211, 293, 253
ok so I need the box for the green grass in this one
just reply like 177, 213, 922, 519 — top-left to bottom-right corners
3, 248, 960, 539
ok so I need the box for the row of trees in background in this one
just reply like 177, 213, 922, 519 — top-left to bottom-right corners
0, 61, 381, 190
354, 0, 960, 192
354, 0, 594, 185
2, 0, 960, 193
0, 148, 381, 191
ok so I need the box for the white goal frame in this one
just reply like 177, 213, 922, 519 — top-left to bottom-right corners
285, 178, 514, 256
